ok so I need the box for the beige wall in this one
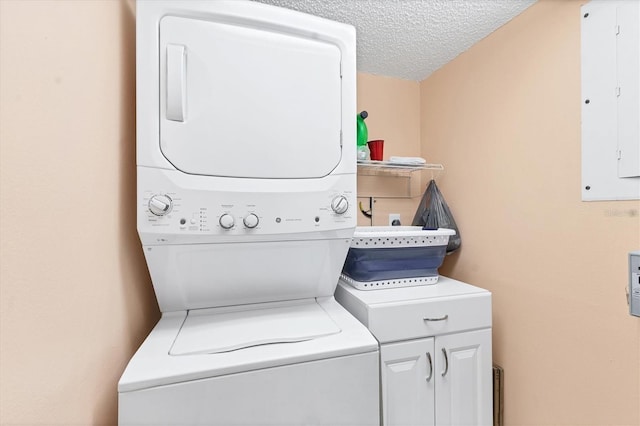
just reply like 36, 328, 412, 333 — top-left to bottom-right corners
420, 1, 640, 424
2, 1, 638, 425
0, 1, 158, 425
356, 74, 422, 226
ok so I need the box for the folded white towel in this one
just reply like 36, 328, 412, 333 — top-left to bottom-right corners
388, 156, 427, 165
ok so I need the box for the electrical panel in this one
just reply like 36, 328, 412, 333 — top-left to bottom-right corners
581, 0, 640, 201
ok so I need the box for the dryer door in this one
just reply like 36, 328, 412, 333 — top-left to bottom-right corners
159, 16, 343, 179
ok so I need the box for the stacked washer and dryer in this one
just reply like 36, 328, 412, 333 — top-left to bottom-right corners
118, 1, 380, 425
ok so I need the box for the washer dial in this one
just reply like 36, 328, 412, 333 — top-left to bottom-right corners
148, 194, 173, 216
331, 195, 349, 214
219, 213, 235, 229
243, 213, 259, 229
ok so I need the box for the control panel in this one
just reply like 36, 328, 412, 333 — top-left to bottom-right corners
141, 191, 352, 232
137, 168, 356, 244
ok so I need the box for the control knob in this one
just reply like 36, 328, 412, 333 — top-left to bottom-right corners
148, 194, 172, 216
243, 213, 259, 229
331, 195, 349, 215
219, 213, 235, 230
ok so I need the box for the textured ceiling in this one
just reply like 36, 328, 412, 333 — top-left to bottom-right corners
254, 0, 536, 81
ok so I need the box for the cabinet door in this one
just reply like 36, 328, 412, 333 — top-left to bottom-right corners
380, 338, 435, 426
435, 328, 492, 426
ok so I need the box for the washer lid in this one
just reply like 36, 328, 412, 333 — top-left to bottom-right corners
170, 301, 341, 355
159, 16, 343, 179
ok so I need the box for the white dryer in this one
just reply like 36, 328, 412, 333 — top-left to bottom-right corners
118, 1, 380, 425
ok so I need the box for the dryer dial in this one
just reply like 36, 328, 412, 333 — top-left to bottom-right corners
148, 194, 173, 216
331, 195, 349, 215
243, 213, 259, 229
219, 214, 235, 230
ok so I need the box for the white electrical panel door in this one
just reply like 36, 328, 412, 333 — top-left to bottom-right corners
581, 0, 640, 200
159, 16, 342, 179
435, 329, 492, 426
616, 3, 640, 178
380, 338, 435, 426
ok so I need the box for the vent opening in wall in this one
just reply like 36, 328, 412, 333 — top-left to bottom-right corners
493, 364, 504, 426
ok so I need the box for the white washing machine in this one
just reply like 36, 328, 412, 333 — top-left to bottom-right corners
118, 1, 380, 424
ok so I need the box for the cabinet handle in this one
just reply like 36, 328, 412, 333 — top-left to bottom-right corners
426, 352, 433, 382
441, 348, 449, 377
423, 314, 448, 322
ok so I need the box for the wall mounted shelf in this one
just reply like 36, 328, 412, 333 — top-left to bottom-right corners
357, 161, 444, 176
356, 161, 444, 198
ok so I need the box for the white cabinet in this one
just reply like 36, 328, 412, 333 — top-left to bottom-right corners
380, 338, 435, 426
335, 277, 492, 426
434, 329, 492, 426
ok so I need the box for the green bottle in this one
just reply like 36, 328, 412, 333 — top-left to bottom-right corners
356, 111, 369, 161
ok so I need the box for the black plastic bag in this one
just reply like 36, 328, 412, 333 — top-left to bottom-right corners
411, 179, 461, 253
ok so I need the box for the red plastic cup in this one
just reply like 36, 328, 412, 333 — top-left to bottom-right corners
368, 140, 384, 161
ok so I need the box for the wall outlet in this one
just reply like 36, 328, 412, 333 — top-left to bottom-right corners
389, 214, 401, 226
630, 251, 640, 317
